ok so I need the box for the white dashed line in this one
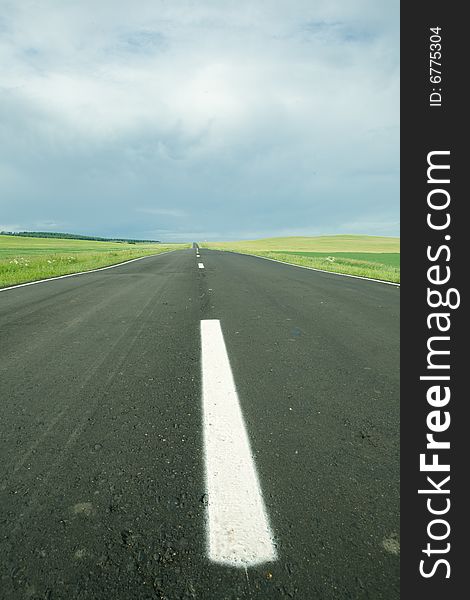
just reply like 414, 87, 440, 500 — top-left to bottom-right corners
200, 319, 277, 567
198, 263, 204, 269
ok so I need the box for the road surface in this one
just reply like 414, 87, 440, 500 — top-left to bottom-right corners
0, 248, 399, 599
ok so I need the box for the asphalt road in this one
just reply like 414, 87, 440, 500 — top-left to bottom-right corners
0, 248, 399, 600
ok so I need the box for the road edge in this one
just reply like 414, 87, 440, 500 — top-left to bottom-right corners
212, 250, 401, 287
0, 250, 179, 293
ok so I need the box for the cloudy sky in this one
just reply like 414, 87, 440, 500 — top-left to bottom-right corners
0, 0, 399, 242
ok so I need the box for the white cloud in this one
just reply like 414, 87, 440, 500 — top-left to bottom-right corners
138, 208, 187, 218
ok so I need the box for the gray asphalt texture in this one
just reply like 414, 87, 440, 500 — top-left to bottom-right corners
0, 248, 399, 600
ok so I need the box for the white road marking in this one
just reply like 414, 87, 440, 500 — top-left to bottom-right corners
200, 319, 276, 567
222, 251, 400, 287
0, 251, 176, 293
198, 262, 204, 269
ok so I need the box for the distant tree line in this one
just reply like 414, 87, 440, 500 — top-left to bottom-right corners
0, 231, 160, 243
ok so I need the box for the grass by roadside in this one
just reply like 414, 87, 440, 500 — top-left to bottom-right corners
276, 251, 400, 268
247, 251, 400, 282
201, 235, 400, 283
0, 235, 189, 288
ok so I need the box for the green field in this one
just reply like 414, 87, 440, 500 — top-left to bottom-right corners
0, 235, 189, 288
201, 235, 400, 283
277, 251, 400, 267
